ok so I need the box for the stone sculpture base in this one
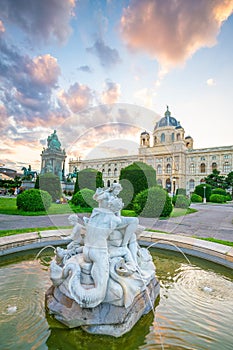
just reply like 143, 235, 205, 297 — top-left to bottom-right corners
45, 277, 160, 337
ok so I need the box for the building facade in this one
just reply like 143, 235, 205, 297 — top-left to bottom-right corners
69, 107, 233, 194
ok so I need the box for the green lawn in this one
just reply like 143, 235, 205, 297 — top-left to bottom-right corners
0, 197, 74, 215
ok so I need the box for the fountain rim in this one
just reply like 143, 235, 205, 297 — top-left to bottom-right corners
0, 229, 232, 269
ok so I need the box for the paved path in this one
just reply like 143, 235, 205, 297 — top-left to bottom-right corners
0, 203, 232, 241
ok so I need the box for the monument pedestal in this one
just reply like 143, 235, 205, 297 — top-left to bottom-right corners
46, 276, 160, 337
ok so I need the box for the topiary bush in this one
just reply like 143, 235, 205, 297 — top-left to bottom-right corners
175, 188, 186, 196
191, 193, 202, 203
172, 194, 190, 208
16, 189, 52, 212
71, 188, 97, 208
225, 193, 232, 201
133, 186, 173, 218
209, 194, 226, 203
211, 188, 227, 196
194, 183, 212, 201
39, 173, 62, 201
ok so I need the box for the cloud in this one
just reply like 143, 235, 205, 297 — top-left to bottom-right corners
27, 54, 61, 87
206, 78, 216, 86
77, 65, 93, 73
101, 80, 121, 104
58, 82, 93, 113
0, 36, 63, 126
87, 39, 121, 68
0, 0, 76, 45
0, 20, 5, 33
120, 0, 233, 70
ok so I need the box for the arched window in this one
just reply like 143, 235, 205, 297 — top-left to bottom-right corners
108, 168, 111, 176
189, 179, 195, 191
161, 133, 165, 143
157, 179, 162, 187
189, 163, 195, 174
212, 162, 217, 171
171, 133, 175, 142
223, 162, 230, 173
177, 133, 181, 141
107, 180, 110, 187
166, 178, 171, 192
102, 168, 105, 174
166, 164, 172, 174
200, 163, 205, 173
157, 164, 162, 174
114, 168, 117, 176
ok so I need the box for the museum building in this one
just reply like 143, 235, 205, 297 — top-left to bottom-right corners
69, 107, 233, 195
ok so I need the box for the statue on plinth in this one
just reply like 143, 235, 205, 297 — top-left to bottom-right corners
46, 183, 160, 337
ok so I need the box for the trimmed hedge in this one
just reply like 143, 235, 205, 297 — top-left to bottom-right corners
212, 188, 227, 196
133, 186, 173, 218
172, 194, 190, 208
72, 188, 97, 208
38, 173, 62, 201
16, 189, 52, 212
194, 183, 212, 201
119, 162, 157, 209
175, 188, 186, 196
191, 193, 202, 203
209, 194, 226, 203
73, 168, 103, 195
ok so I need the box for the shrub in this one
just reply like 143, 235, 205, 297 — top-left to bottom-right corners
191, 193, 202, 203
225, 193, 232, 201
71, 188, 97, 208
16, 189, 52, 212
194, 184, 212, 201
73, 168, 103, 195
209, 194, 226, 203
172, 194, 190, 208
39, 173, 62, 201
119, 162, 157, 209
212, 188, 227, 196
175, 188, 186, 196
133, 186, 173, 218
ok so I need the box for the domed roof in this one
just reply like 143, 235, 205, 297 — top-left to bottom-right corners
141, 130, 149, 135
154, 106, 180, 130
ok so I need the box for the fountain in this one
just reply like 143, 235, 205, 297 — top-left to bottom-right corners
45, 183, 160, 336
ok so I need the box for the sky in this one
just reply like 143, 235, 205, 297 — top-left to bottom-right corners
0, 0, 233, 173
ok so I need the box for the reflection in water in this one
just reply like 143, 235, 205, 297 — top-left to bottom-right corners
0, 249, 232, 349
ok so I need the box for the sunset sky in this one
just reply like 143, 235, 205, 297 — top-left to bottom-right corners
0, 0, 233, 173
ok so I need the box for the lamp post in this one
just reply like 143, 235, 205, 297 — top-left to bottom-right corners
203, 185, 206, 204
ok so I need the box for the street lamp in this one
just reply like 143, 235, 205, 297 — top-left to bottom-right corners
203, 185, 206, 204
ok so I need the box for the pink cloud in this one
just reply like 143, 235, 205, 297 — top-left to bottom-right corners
58, 83, 93, 113
27, 54, 60, 86
0, 20, 5, 33
101, 80, 121, 104
120, 0, 233, 69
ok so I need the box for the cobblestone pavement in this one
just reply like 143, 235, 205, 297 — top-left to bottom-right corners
0, 203, 232, 241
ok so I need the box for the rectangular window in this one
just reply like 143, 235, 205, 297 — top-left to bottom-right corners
200, 156, 205, 161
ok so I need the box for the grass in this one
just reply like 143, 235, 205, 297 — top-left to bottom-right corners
145, 229, 233, 247
195, 237, 233, 247
0, 226, 71, 237
0, 197, 74, 215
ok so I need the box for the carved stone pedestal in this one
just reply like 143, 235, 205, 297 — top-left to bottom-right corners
45, 277, 160, 337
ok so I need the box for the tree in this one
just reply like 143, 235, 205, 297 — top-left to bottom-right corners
119, 162, 157, 209
73, 168, 104, 195
38, 173, 62, 201
204, 169, 227, 189
226, 171, 233, 197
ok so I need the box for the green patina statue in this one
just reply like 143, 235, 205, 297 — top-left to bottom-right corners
47, 130, 61, 151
